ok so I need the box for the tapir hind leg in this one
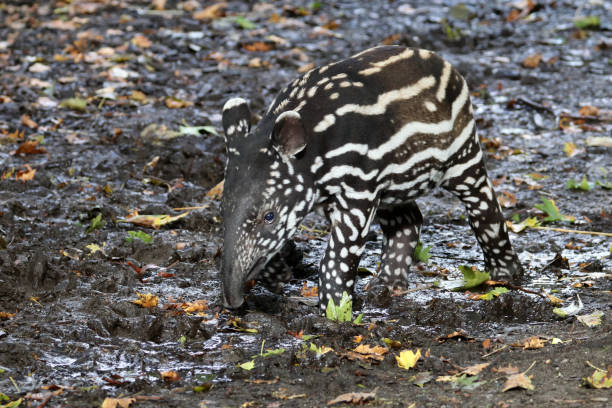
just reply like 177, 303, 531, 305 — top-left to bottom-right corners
441, 152, 523, 282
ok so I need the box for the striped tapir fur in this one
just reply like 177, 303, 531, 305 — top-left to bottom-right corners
220, 45, 523, 311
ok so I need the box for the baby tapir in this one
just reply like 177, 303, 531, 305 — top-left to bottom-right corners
220, 45, 523, 311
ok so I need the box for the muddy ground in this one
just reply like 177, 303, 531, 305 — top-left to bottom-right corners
1, 0, 611, 407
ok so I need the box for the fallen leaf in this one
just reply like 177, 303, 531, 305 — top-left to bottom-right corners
132, 292, 159, 308
121, 212, 189, 229
455, 265, 490, 290
238, 360, 255, 370
59, 97, 87, 112
349, 344, 388, 361
101, 397, 136, 408
502, 373, 534, 392
300, 281, 318, 297
546, 294, 563, 306
161, 370, 180, 382
242, 42, 274, 52
522, 53, 542, 69
0, 312, 16, 319
193, 2, 227, 20
181, 299, 208, 313
583, 368, 612, 389
29, 62, 50, 73
462, 363, 490, 376
512, 337, 546, 350
131, 34, 151, 48
207, 180, 224, 199
578, 105, 599, 116
21, 114, 38, 129
563, 141, 583, 157
493, 365, 519, 375
327, 389, 376, 406
16, 164, 36, 182
576, 310, 603, 327
15, 140, 46, 155
165, 97, 193, 109
553, 294, 584, 318
396, 349, 421, 370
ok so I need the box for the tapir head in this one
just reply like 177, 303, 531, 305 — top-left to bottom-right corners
220, 98, 314, 308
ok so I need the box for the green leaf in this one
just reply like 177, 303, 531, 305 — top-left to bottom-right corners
414, 241, 432, 263
337, 291, 352, 322
237, 360, 255, 370
178, 335, 186, 345
353, 312, 363, 325
326, 297, 337, 321
259, 348, 285, 357
233, 16, 256, 29
477, 287, 509, 300
455, 265, 490, 290
59, 97, 87, 112
178, 125, 218, 136
596, 180, 612, 190
553, 294, 583, 318
574, 16, 600, 30
126, 230, 153, 244
1, 398, 22, 408
85, 213, 105, 233
454, 374, 483, 390
0, 393, 9, 402
534, 197, 574, 223
565, 176, 592, 191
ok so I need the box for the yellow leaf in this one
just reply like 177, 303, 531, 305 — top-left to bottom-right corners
132, 292, 158, 308
502, 373, 534, 392
564, 141, 581, 157
101, 397, 136, 408
396, 349, 421, 370
551, 338, 563, 345
181, 299, 208, 313
583, 368, 612, 389
86, 243, 103, 254
577, 310, 604, 327
206, 180, 224, 199
131, 34, 151, 48
546, 294, 563, 306
161, 370, 180, 382
122, 212, 188, 229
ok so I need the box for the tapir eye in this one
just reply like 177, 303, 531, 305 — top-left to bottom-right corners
263, 211, 275, 224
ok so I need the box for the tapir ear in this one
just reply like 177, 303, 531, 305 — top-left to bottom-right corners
222, 98, 251, 143
271, 111, 307, 161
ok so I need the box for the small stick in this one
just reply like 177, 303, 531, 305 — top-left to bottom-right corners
172, 206, 208, 211
532, 226, 612, 237
516, 96, 555, 115
10, 376, 20, 392
522, 360, 537, 375
482, 344, 508, 358
586, 360, 606, 372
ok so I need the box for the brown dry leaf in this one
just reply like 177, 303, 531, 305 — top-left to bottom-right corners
437, 330, 474, 342
506, 0, 535, 22
578, 105, 599, 116
181, 299, 208, 313
327, 389, 376, 406
193, 2, 227, 20
207, 180, 224, 199
152, 0, 166, 10
462, 362, 490, 376
352, 344, 388, 361
498, 191, 517, 208
132, 292, 159, 308
69, 1, 102, 15
242, 42, 275, 52
21, 114, 38, 129
42, 19, 80, 30
502, 373, 534, 392
29, 62, 50, 73
132, 34, 151, 48
122, 212, 188, 229
165, 97, 193, 109
0, 312, 16, 319
299, 282, 318, 297
482, 338, 492, 350
522, 53, 542, 69
15, 140, 46, 155
16, 164, 36, 182
161, 370, 180, 382
493, 365, 519, 375
101, 398, 136, 408
512, 336, 546, 350
353, 335, 363, 344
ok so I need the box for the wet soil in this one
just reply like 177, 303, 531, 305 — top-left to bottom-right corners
1, 1, 611, 407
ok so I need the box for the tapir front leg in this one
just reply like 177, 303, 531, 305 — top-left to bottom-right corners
318, 200, 378, 312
